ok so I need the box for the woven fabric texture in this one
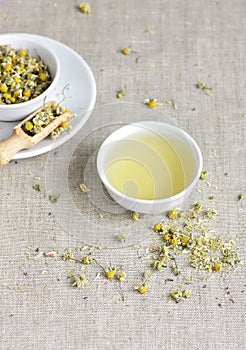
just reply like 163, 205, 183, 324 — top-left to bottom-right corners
0, 1, 245, 349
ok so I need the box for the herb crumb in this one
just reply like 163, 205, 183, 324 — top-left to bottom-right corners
200, 171, 209, 180
131, 212, 140, 221
79, 183, 90, 192
238, 193, 245, 201
117, 270, 127, 282
48, 194, 59, 203
33, 184, 41, 192
44, 251, 58, 258
165, 99, 177, 110
196, 82, 212, 91
116, 232, 126, 242
146, 27, 154, 33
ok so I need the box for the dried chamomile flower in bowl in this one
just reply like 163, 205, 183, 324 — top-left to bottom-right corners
0, 34, 60, 122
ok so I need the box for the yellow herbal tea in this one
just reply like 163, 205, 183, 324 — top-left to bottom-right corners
104, 130, 195, 200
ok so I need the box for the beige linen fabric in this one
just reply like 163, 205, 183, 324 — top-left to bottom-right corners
0, 1, 245, 349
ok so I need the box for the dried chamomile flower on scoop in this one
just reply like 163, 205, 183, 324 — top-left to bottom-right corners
0, 101, 74, 166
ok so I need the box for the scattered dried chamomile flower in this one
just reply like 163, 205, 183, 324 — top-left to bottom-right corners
105, 266, 116, 280
144, 270, 152, 281
131, 212, 140, 221
151, 203, 241, 276
200, 171, 209, 180
121, 47, 132, 55
197, 82, 206, 90
194, 202, 203, 211
136, 283, 149, 294
82, 256, 93, 265
117, 270, 127, 282
51, 121, 71, 139
182, 289, 192, 299
29, 190, 241, 300
169, 289, 192, 303
196, 82, 213, 96
144, 98, 162, 109
72, 274, 88, 288
169, 290, 183, 303
62, 250, 74, 261
62, 249, 92, 265
167, 209, 178, 220
153, 255, 169, 271
154, 223, 163, 232
190, 236, 240, 272
116, 87, 126, 99
213, 263, 223, 272
205, 208, 218, 219
171, 265, 181, 276
116, 232, 126, 242
79, 2, 91, 13
180, 234, 190, 245
67, 270, 76, 279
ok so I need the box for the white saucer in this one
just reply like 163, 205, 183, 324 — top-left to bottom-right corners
0, 33, 96, 159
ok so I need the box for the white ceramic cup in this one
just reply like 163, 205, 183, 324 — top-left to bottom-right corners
97, 121, 203, 214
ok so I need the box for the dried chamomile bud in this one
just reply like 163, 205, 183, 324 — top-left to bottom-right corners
105, 266, 116, 279
72, 274, 88, 288
79, 3, 91, 13
137, 283, 149, 294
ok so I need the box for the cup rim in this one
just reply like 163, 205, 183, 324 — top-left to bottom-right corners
97, 121, 203, 205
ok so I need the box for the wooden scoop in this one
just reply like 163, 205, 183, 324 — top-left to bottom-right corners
0, 101, 74, 166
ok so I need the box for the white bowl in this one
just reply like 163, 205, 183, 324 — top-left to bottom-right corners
0, 35, 60, 121
97, 121, 203, 214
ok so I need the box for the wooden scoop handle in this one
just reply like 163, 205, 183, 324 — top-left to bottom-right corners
0, 130, 32, 166
0, 102, 74, 166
